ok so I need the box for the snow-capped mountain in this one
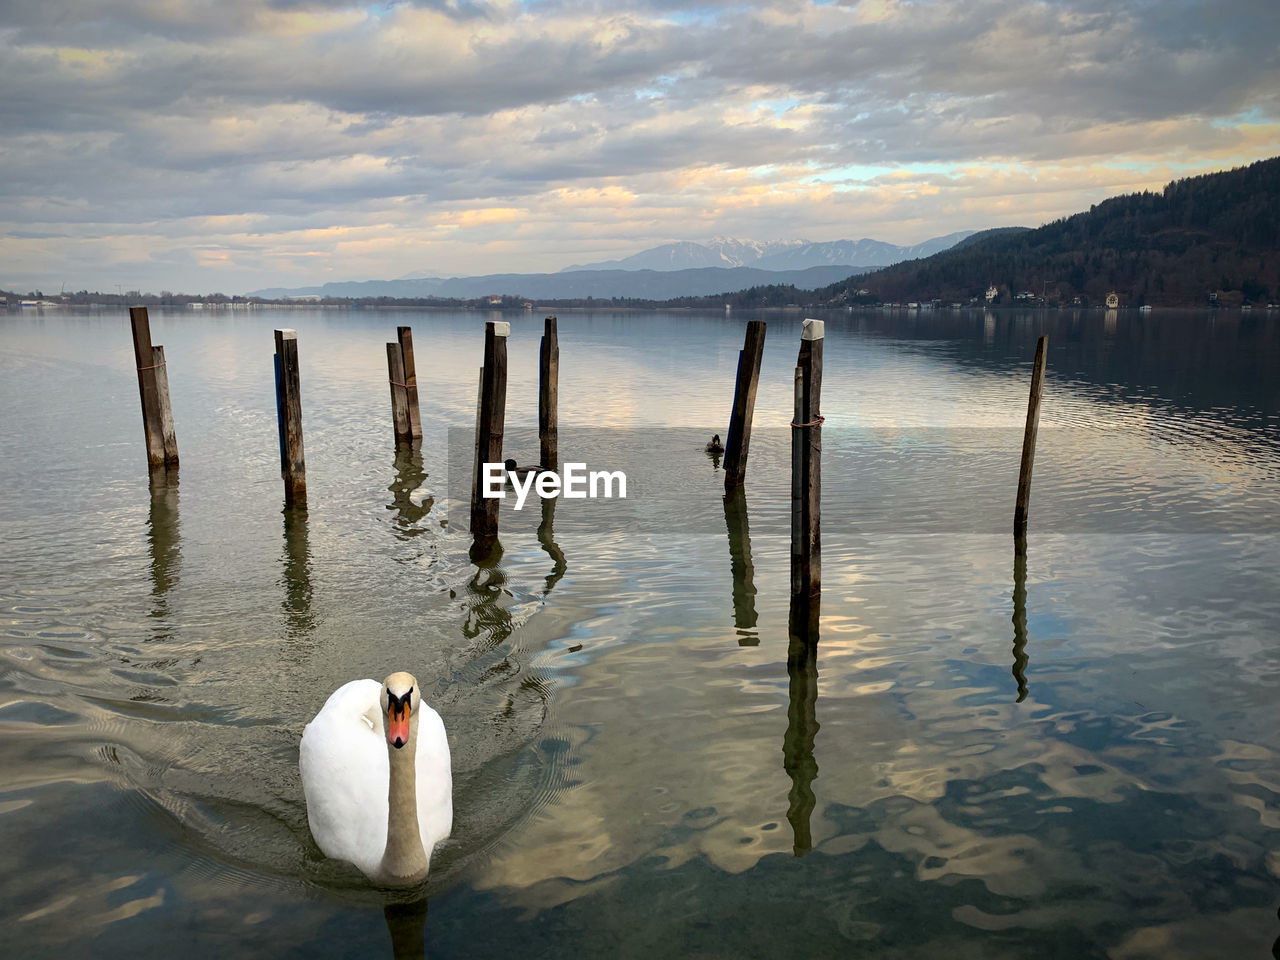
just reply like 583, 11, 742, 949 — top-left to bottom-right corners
561, 231, 976, 272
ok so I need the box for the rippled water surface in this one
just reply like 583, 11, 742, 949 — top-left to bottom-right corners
2, 307, 1278, 958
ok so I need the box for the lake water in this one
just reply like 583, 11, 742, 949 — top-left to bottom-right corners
1, 306, 1278, 958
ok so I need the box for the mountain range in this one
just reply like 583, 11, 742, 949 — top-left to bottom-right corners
248, 231, 975, 300
250, 265, 865, 302
561, 232, 975, 272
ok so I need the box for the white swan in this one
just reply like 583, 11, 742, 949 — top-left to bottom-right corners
300, 672, 452, 886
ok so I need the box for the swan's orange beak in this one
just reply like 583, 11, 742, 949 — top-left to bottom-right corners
387, 701, 411, 749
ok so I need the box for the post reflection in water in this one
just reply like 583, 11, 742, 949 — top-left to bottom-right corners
281, 506, 316, 641
388, 445, 431, 537
722, 487, 759, 645
383, 897, 429, 960
147, 479, 181, 622
1012, 534, 1030, 702
537, 494, 567, 595
783, 595, 820, 857
463, 537, 513, 653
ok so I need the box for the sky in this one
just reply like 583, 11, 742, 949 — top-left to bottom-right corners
2, 0, 1278, 295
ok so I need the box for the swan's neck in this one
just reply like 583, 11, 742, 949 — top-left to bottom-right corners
379, 725, 429, 885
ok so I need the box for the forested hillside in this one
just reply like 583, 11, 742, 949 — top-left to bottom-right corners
812, 157, 1280, 307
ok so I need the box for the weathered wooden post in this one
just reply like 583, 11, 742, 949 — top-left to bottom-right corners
1013, 335, 1048, 543
129, 307, 178, 472
386, 342, 412, 444
724, 319, 766, 489
539, 316, 558, 468
470, 321, 509, 542
274, 329, 306, 507
396, 326, 423, 440
150, 344, 179, 466
790, 319, 824, 601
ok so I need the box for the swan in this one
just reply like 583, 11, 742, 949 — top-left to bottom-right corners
299, 672, 452, 886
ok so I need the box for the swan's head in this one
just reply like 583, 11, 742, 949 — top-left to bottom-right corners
380, 672, 419, 750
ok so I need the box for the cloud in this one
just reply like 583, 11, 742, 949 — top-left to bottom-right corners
1, 0, 1277, 292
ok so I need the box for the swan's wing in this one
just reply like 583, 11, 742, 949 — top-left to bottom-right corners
299, 679, 389, 877
415, 702, 453, 857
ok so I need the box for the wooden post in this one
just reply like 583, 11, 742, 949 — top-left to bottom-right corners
539, 316, 559, 468
471, 367, 483, 511
151, 344, 178, 466
274, 329, 306, 507
723, 320, 766, 489
1013, 335, 1048, 540
129, 307, 171, 470
790, 319, 824, 601
470, 321, 509, 541
386, 342, 412, 443
396, 326, 423, 440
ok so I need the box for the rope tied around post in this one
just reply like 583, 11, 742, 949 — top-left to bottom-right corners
137, 361, 166, 371
388, 379, 408, 388
790, 415, 825, 428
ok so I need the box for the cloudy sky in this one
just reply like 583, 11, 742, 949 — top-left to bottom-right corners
2, 0, 1278, 294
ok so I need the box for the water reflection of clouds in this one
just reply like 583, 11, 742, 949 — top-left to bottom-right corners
468, 521, 1280, 937
5, 310, 1280, 953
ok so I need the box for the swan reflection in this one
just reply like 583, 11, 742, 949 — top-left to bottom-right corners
383, 897, 430, 959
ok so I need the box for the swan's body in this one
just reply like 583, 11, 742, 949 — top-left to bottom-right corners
300, 673, 452, 885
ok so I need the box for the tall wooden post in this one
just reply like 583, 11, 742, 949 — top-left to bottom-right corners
130, 307, 177, 471
539, 316, 559, 468
150, 345, 178, 466
386, 342, 412, 443
790, 319, 824, 601
396, 326, 423, 440
470, 321, 509, 541
274, 329, 306, 507
724, 320, 766, 489
1014, 335, 1048, 542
